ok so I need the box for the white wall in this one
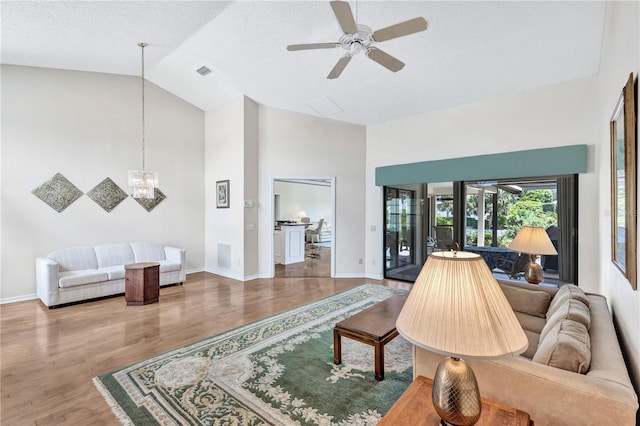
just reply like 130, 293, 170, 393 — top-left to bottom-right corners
274, 180, 331, 225
243, 98, 260, 278
1, 65, 205, 301
596, 0, 640, 395
258, 106, 366, 278
204, 97, 246, 280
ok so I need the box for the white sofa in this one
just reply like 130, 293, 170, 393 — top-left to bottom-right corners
36, 242, 186, 308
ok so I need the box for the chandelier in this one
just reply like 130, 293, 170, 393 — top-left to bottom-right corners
128, 42, 158, 199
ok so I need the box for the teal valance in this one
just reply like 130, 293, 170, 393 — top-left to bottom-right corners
375, 145, 588, 186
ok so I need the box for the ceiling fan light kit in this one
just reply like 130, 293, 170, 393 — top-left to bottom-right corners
287, 0, 427, 79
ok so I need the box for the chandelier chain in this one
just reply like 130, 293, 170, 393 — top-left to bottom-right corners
139, 42, 147, 171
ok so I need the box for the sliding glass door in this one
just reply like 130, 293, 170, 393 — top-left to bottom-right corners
462, 176, 578, 285
383, 176, 578, 286
384, 186, 422, 282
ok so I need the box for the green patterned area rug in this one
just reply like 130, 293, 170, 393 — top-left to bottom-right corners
94, 284, 412, 425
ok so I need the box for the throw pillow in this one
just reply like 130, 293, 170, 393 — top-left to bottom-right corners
500, 284, 551, 318
533, 319, 591, 374
547, 284, 590, 318
541, 298, 591, 342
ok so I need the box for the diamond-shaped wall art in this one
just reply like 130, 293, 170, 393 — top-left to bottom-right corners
86, 177, 128, 212
31, 173, 84, 213
133, 187, 166, 212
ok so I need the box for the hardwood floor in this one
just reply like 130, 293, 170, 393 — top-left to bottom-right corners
275, 245, 331, 278
0, 273, 411, 425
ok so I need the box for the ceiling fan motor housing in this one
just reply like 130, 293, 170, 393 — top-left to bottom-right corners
339, 24, 373, 56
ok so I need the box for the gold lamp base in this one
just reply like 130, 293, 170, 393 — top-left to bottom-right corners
524, 254, 543, 284
432, 357, 481, 426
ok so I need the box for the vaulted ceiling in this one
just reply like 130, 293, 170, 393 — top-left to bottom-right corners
1, 1, 605, 125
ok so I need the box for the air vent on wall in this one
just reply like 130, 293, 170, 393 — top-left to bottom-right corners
196, 66, 212, 76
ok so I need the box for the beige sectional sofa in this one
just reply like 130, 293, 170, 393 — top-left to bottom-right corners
36, 242, 186, 308
413, 280, 638, 425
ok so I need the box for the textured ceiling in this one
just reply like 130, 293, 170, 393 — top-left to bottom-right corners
1, 1, 606, 125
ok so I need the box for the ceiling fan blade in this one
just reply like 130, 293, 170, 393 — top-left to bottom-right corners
287, 43, 339, 51
367, 48, 405, 72
330, 1, 358, 34
327, 55, 352, 79
372, 17, 428, 42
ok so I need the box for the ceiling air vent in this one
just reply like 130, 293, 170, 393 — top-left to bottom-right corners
196, 66, 212, 76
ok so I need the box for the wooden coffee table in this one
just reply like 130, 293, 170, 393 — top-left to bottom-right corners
333, 294, 407, 381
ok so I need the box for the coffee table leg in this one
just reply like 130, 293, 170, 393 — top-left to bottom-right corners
333, 328, 342, 365
374, 341, 384, 381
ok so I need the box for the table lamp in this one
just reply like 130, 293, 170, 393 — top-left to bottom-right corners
396, 250, 528, 426
508, 225, 558, 284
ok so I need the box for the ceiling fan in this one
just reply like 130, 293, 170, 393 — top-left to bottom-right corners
287, 1, 427, 79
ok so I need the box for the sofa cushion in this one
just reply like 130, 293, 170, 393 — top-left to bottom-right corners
131, 242, 166, 262
59, 270, 109, 288
514, 311, 547, 334
533, 319, 591, 374
48, 247, 98, 272
521, 329, 540, 359
500, 284, 551, 318
547, 284, 590, 318
94, 243, 135, 268
542, 299, 591, 343
100, 265, 126, 280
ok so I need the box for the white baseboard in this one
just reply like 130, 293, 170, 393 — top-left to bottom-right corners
0, 293, 38, 305
364, 273, 384, 281
204, 267, 246, 282
203, 268, 274, 282
333, 273, 367, 279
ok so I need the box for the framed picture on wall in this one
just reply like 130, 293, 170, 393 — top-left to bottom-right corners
610, 73, 637, 290
216, 180, 230, 209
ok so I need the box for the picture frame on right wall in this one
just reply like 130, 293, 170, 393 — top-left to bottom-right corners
216, 180, 230, 208
610, 73, 637, 290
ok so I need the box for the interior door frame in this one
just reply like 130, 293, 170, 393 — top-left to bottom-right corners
270, 176, 336, 278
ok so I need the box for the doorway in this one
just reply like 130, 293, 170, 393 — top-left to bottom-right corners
272, 178, 335, 278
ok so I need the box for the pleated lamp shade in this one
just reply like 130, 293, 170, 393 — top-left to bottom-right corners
509, 226, 558, 255
396, 251, 528, 358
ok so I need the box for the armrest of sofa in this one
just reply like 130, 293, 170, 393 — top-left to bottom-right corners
35, 257, 59, 307
164, 246, 186, 282
414, 347, 638, 425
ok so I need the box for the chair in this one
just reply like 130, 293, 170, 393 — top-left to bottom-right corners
306, 218, 324, 244
426, 236, 437, 255
400, 227, 413, 251
432, 226, 454, 251
495, 252, 530, 279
